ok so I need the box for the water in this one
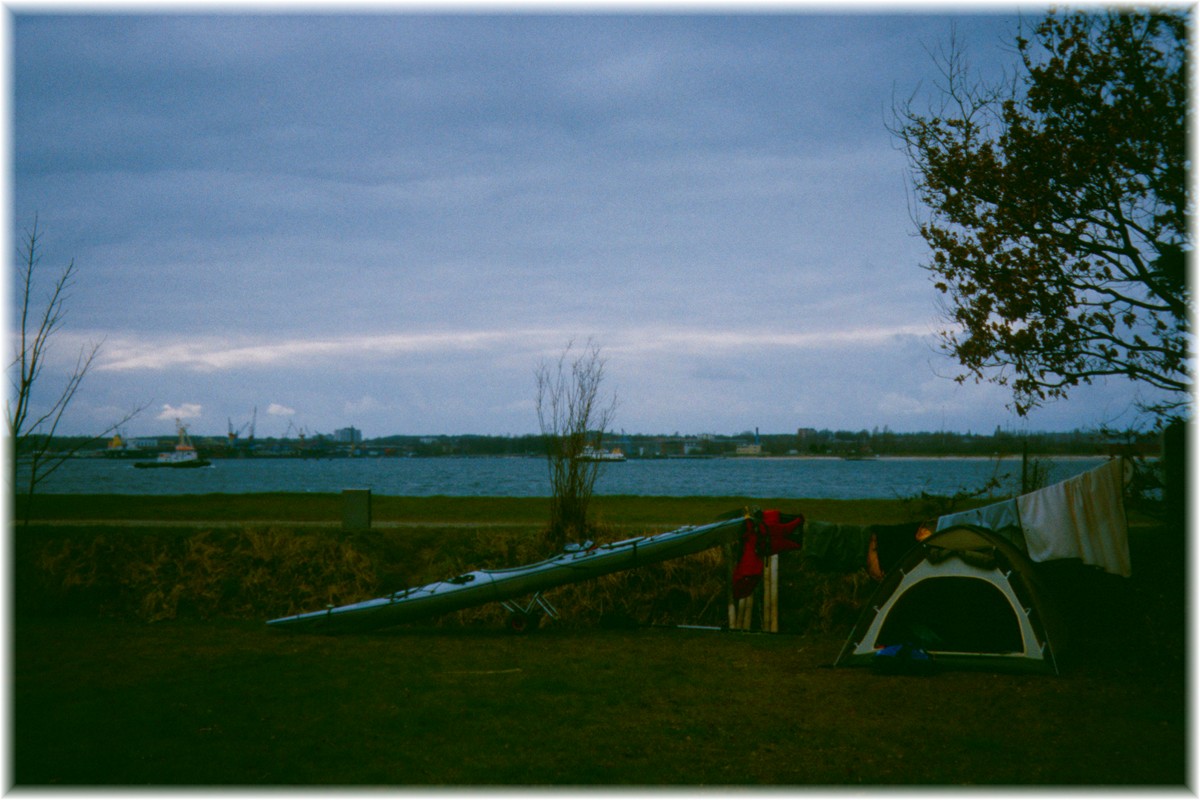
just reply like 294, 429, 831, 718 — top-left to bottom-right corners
23, 455, 1108, 500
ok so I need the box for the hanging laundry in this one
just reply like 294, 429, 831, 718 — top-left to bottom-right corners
934, 459, 1131, 577
934, 498, 1027, 552
800, 520, 874, 573
1016, 458, 1131, 577
867, 522, 926, 579
760, 509, 805, 554
731, 509, 803, 599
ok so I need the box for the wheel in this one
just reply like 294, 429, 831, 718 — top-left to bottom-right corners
506, 611, 538, 634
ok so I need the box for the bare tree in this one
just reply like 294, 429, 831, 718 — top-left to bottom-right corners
535, 338, 618, 549
9, 219, 141, 516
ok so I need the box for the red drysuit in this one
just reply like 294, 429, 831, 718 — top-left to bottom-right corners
731, 509, 803, 599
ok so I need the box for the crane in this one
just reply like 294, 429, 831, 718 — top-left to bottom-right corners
228, 410, 256, 450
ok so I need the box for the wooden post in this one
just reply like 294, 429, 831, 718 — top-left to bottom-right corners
762, 554, 773, 632
767, 554, 779, 633
725, 540, 738, 629
342, 488, 372, 531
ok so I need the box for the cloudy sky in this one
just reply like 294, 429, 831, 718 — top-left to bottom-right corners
12, 8, 1164, 439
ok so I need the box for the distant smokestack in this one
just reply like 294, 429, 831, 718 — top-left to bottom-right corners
755, 427, 760, 445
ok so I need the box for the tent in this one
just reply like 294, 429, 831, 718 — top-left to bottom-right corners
836, 459, 1132, 674
835, 525, 1064, 674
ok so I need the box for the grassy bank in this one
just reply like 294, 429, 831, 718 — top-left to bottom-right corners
15, 536, 877, 635
14, 494, 918, 630
14, 493, 1174, 629
17, 492, 924, 526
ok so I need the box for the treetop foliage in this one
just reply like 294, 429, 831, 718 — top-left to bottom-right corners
895, 9, 1191, 424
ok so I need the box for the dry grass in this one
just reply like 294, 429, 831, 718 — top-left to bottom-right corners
22, 519, 879, 636
28, 527, 378, 622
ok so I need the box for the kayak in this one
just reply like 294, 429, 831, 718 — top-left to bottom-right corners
267, 516, 745, 634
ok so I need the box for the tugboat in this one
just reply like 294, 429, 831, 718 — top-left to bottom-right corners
134, 419, 211, 469
579, 446, 626, 462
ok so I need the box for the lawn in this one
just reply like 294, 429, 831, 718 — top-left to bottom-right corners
13, 618, 1185, 786
10, 494, 1190, 787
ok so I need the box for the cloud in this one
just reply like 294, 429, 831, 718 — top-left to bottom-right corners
91, 324, 939, 374
267, 403, 295, 416
876, 392, 929, 417
620, 325, 935, 353
93, 330, 521, 372
688, 363, 751, 383
344, 395, 386, 416
157, 402, 202, 421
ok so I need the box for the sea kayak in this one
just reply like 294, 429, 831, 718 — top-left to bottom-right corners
267, 516, 745, 633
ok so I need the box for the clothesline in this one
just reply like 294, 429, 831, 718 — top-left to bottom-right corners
935, 458, 1131, 577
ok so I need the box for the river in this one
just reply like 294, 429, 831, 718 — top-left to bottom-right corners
23, 455, 1109, 500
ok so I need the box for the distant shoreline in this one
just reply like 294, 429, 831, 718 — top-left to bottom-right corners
78, 451, 1129, 461
739, 453, 1115, 461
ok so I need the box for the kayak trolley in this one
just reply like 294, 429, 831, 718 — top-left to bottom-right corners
500, 591, 560, 633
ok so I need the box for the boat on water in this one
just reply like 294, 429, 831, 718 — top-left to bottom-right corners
134, 420, 211, 469
579, 446, 626, 462
267, 515, 745, 634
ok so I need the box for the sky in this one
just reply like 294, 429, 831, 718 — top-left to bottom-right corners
10, 7, 1172, 439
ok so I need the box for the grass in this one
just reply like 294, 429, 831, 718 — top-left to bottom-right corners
15, 520, 872, 633
13, 618, 1186, 786
14, 495, 917, 629
10, 493, 1190, 787
18, 492, 924, 527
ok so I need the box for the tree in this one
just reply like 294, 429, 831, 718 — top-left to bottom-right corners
8, 220, 140, 514
892, 9, 1191, 422
535, 339, 618, 549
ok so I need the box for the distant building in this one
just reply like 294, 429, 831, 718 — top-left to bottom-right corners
334, 426, 363, 444
735, 443, 763, 456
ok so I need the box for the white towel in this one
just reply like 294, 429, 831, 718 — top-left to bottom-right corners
1015, 459, 1131, 577
935, 497, 1025, 550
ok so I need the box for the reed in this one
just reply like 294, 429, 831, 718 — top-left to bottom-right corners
776, 557, 875, 633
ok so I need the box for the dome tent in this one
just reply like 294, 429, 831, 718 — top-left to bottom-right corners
835, 525, 1064, 674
